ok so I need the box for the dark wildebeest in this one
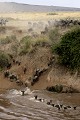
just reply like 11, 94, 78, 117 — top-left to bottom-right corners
16, 80, 23, 86
23, 67, 27, 74
4, 70, 9, 78
0, 19, 8, 26
12, 59, 15, 64
21, 90, 25, 96
6, 63, 12, 69
41, 31, 46, 35
15, 61, 21, 66
9, 74, 18, 81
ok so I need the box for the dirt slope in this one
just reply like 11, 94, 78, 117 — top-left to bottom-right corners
0, 45, 80, 92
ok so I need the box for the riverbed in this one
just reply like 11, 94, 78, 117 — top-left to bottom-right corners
0, 88, 80, 120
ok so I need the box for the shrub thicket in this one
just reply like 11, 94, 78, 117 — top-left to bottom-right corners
0, 51, 10, 69
19, 36, 31, 55
49, 28, 61, 44
46, 85, 63, 93
47, 12, 58, 15
54, 28, 80, 70
0, 35, 17, 45
34, 36, 49, 47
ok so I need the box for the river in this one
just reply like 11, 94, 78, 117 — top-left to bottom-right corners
0, 88, 80, 120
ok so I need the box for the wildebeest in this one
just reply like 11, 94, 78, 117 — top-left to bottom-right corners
25, 80, 31, 87
55, 18, 80, 28
34, 69, 40, 76
0, 19, 8, 26
47, 100, 53, 105
4, 70, 10, 78
9, 74, 18, 81
23, 67, 27, 74
21, 90, 25, 96
15, 60, 21, 66
12, 59, 15, 64
31, 68, 47, 86
8, 54, 13, 59
6, 63, 12, 69
28, 28, 33, 32
41, 31, 46, 34
48, 55, 55, 67
55, 104, 61, 110
34, 95, 38, 100
16, 80, 23, 86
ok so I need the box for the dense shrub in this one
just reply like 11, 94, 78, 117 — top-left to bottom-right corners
47, 12, 58, 15
34, 36, 49, 47
46, 85, 79, 93
0, 36, 11, 44
54, 28, 80, 69
0, 51, 10, 69
11, 44, 18, 55
49, 29, 61, 44
20, 36, 31, 43
0, 35, 17, 45
46, 85, 63, 93
19, 36, 31, 55
10, 35, 17, 41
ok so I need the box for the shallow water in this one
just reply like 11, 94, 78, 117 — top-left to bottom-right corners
0, 88, 80, 120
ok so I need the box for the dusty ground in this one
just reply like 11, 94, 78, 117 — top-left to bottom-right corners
0, 12, 80, 37
0, 45, 80, 92
0, 12, 80, 92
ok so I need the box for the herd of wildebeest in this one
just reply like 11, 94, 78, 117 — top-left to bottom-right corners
0, 17, 80, 113
3, 56, 79, 112
4, 55, 55, 87
27, 18, 80, 35
2, 17, 80, 91
33, 95, 78, 111
0, 17, 80, 35
55, 18, 80, 27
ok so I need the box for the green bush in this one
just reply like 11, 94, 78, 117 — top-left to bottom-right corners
0, 35, 17, 45
0, 51, 10, 69
46, 84, 63, 93
0, 36, 11, 44
49, 29, 61, 44
19, 36, 31, 55
10, 35, 17, 41
54, 28, 80, 69
54, 85, 63, 93
47, 12, 58, 15
34, 36, 49, 47
11, 44, 18, 55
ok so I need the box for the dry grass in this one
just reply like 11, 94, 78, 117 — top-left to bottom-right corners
0, 12, 80, 33
0, 12, 80, 20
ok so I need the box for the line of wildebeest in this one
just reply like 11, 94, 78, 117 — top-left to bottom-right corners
33, 95, 78, 111
0, 18, 80, 36
41, 18, 80, 33
55, 18, 80, 27
4, 59, 23, 86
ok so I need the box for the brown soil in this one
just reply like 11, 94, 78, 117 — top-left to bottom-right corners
0, 72, 21, 93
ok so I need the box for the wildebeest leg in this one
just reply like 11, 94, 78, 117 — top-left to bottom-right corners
21, 90, 25, 96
